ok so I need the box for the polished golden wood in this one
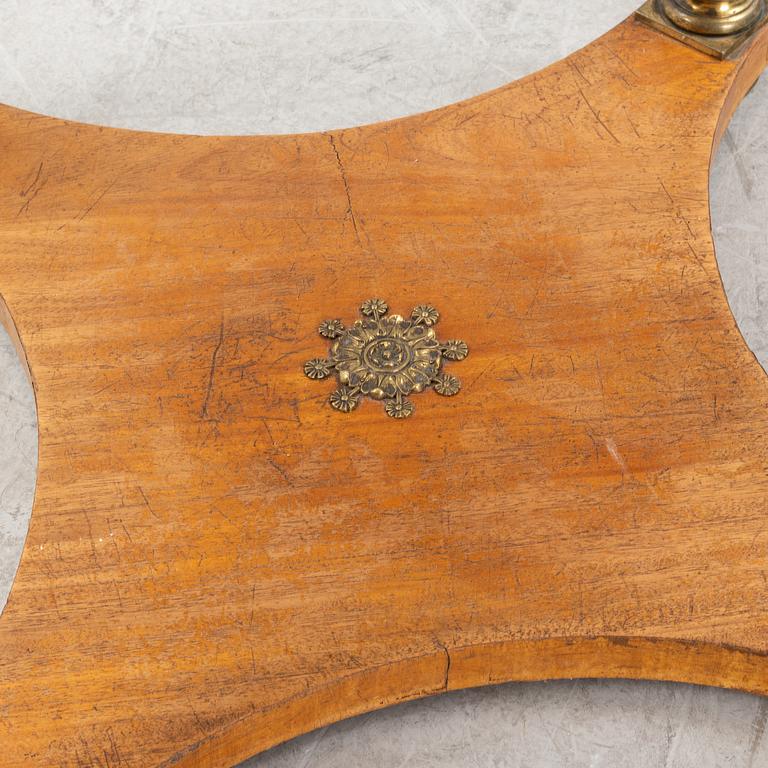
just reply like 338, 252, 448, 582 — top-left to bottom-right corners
1, 12, 767, 768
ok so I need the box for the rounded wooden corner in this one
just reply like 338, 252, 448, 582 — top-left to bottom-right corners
0, 291, 33, 389
0, 290, 38, 623
706, 18, 768, 382
712, 19, 768, 153
168, 636, 768, 767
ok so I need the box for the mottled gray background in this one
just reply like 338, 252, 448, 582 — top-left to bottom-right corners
0, 2, 767, 766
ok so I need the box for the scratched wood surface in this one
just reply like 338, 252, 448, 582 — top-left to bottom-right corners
1, 11, 767, 767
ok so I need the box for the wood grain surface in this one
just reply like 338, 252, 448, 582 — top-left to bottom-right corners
1, 11, 767, 767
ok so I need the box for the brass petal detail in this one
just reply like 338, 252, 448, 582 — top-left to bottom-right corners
303, 358, 332, 380
442, 339, 469, 361
318, 319, 345, 339
411, 304, 440, 326
385, 398, 415, 419
434, 373, 461, 397
329, 387, 360, 413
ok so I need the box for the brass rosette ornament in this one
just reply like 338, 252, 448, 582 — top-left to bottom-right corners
304, 298, 468, 419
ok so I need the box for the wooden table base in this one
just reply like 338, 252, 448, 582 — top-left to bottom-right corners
1, 9, 768, 767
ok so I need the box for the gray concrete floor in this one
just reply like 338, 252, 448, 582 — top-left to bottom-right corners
0, 2, 767, 765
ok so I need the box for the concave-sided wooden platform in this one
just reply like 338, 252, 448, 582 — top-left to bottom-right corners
1, 10, 768, 768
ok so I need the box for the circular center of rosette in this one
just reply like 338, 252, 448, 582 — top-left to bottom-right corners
362, 336, 415, 374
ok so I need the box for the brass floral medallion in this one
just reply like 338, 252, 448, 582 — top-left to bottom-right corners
304, 298, 469, 419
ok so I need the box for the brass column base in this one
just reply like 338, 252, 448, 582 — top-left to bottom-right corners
636, 0, 767, 58
660, 0, 763, 35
